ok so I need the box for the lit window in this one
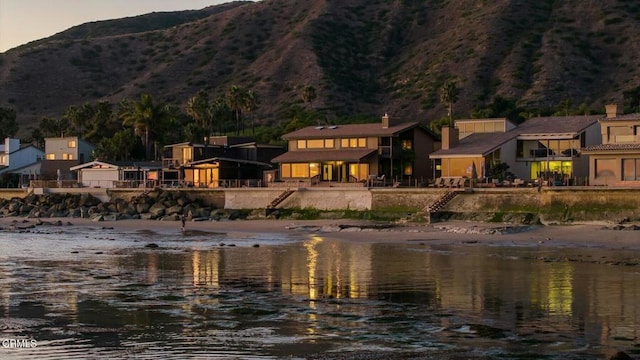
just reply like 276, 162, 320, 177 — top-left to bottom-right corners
67, 140, 76, 148
401, 140, 412, 150
297, 140, 307, 149
349, 138, 358, 148
46, 154, 55, 160
281, 164, 291, 178
291, 163, 309, 177
324, 139, 334, 148
404, 164, 413, 175
358, 138, 366, 147
307, 139, 324, 148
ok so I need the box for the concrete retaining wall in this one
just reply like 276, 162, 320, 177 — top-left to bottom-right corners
370, 189, 444, 210
224, 188, 371, 210
0, 189, 28, 200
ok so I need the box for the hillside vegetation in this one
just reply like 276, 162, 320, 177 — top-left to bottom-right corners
2, 0, 640, 132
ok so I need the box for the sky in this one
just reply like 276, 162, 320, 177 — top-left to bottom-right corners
0, 0, 237, 52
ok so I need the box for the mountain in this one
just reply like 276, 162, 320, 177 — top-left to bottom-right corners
2, 0, 640, 133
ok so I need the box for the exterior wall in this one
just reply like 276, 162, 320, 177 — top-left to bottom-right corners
413, 129, 434, 179
224, 188, 372, 210
79, 168, 119, 188
45, 137, 94, 162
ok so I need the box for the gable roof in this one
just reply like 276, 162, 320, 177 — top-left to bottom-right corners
271, 149, 377, 163
282, 122, 427, 140
430, 132, 517, 158
184, 157, 272, 167
70, 160, 162, 171
514, 115, 601, 138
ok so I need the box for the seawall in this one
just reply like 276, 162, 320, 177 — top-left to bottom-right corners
6, 186, 640, 223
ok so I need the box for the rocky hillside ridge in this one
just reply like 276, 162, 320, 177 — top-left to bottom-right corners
2, 0, 640, 130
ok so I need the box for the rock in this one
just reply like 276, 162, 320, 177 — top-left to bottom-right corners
608, 351, 632, 360
145, 243, 159, 249
148, 203, 166, 217
91, 215, 104, 222
166, 205, 182, 215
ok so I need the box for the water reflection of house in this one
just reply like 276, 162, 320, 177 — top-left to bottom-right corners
162, 136, 284, 187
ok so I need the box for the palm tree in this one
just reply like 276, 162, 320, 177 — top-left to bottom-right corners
0, 106, 18, 139
209, 96, 231, 135
301, 85, 317, 109
186, 90, 210, 129
226, 85, 246, 136
243, 90, 259, 135
120, 94, 167, 160
439, 80, 460, 127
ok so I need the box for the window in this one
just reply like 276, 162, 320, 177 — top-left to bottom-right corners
0, 155, 6, 165
291, 163, 309, 177
46, 154, 55, 160
401, 139, 412, 150
67, 140, 76, 148
595, 159, 617, 179
403, 164, 413, 176
622, 159, 640, 180
281, 164, 291, 178
307, 139, 325, 149
348, 163, 369, 181
62, 153, 74, 160
309, 163, 320, 177
298, 139, 334, 149
341, 138, 367, 148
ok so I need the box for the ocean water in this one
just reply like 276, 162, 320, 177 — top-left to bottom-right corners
1, 223, 639, 359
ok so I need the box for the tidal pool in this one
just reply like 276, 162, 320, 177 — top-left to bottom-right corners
1, 225, 639, 359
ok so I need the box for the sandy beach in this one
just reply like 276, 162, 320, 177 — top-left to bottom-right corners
2, 216, 640, 250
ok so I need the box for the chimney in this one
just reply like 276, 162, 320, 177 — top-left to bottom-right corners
605, 104, 621, 118
382, 113, 390, 128
441, 126, 459, 150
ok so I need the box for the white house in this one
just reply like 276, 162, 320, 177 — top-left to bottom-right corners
0, 137, 44, 175
44, 136, 94, 163
70, 160, 162, 188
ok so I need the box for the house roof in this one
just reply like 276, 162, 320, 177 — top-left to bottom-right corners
582, 143, 640, 153
430, 132, 517, 158
601, 113, 640, 121
184, 157, 273, 167
514, 115, 602, 137
271, 149, 377, 163
282, 122, 423, 139
70, 160, 162, 171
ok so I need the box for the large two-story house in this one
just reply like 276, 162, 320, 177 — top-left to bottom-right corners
582, 104, 640, 186
162, 136, 284, 187
271, 114, 438, 186
430, 115, 601, 184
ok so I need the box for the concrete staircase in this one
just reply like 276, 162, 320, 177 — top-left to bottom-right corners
266, 189, 296, 214
426, 190, 458, 213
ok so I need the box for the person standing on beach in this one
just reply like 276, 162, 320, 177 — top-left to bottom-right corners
180, 214, 186, 233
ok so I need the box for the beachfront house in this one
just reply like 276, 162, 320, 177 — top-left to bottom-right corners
0, 138, 44, 175
162, 136, 284, 187
430, 115, 601, 184
70, 160, 162, 188
44, 136, 94, 163
271, 114, 438, 186
582, 104, 640, 186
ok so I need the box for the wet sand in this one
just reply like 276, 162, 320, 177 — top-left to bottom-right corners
2, 216, 640, 250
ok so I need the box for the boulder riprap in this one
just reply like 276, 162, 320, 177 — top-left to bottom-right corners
0, 188, 245, 222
